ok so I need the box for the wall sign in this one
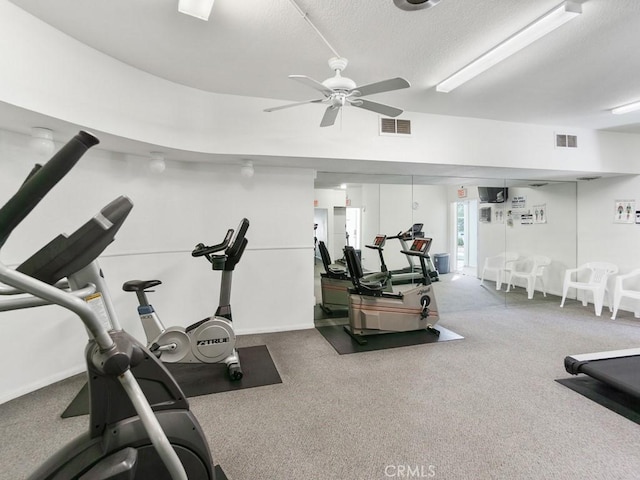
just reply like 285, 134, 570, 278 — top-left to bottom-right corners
614, 200, 635, 224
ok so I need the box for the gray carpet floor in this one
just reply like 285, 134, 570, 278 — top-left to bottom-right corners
2, 270, 640, 479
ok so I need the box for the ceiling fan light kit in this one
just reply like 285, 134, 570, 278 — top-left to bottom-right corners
436, 1, 582, 93
393, 0, 442, 12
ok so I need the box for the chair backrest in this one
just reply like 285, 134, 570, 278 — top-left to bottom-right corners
584, 262, 618, 285
485, 251, 519, 269
532, 255, 551, 275
343, 246, 364, 286
318, 241, 332, 272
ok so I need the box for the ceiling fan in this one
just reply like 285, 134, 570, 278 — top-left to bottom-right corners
264, 57, 411, 127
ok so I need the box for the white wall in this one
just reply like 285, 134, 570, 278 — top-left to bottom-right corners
576, 175, 640, 311
0, 130, 315, 403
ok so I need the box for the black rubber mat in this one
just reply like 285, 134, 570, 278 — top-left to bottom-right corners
556, 376, 640, 425
62, 345, 281, 418
215, 464, 228, 479
316, 324, 463, 354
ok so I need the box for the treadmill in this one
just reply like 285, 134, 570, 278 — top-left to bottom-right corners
387, 224, 439, 284
564, 348, 640, 399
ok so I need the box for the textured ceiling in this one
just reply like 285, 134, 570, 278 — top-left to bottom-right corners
5, 0, 640, 185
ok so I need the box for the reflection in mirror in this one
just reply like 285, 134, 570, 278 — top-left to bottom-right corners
503, 180, 577, 307
313, 173, 577, 321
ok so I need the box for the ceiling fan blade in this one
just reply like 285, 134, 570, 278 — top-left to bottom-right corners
264, 98, 325, 113
351, 77, 410, 97
320, 106, 340, 127
352, 99, 403, 117
289, 75, 334, 96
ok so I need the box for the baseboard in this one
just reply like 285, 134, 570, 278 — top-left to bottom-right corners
0, 364, 85, 405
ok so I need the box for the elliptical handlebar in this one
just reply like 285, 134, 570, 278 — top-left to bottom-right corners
0, 131, 99, 248
191, 228, 234, 257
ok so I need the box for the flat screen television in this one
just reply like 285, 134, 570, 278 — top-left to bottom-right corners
478, 187, 508, 203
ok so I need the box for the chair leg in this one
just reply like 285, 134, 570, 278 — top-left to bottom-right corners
496, 271, 502, 290
505, 272, 513, 293
594, 291, 604, 317
611, 292, 621, 320
560, 283, 569, 307
526, 277, 534, 299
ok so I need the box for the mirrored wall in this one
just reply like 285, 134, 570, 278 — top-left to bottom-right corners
314, 173, 578, 314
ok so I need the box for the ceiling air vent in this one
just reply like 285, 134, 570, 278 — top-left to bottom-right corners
555, 133, 578, 148
380, 118, 411, 136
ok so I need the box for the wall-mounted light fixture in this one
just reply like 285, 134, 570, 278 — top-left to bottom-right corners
178, 0, 215, 21
611, 100, 640, 115
29, 127, 55, 156
149, 152, 166, 174
240, 160, 254, 178
436, 1, 582, 93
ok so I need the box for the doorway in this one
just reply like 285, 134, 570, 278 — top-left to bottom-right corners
455, 199, 478, 275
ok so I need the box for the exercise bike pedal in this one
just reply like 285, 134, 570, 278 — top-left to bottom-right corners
149, 342, 163, 358
228, 364, 243, 381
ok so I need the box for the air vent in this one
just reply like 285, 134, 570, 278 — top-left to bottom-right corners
555, 133, 578, 148
380, 118, 412, 136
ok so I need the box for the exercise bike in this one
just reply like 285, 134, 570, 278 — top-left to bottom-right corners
0, 131, 219, 479
123, 219, 248, 381
317, 236, 392, 315
342, 237, 441, 345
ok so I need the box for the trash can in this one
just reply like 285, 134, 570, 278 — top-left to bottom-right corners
433, 253, 450, 274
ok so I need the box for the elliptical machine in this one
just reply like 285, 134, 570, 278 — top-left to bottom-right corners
0, 132, 218, 479
123, 219, 248, 381
343, 238, 441, 345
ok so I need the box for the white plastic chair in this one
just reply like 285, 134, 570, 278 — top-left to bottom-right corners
560, 262, 619, 316
480, 252, 519, 290
611, 268, 640, 320
505, 255, 551, 299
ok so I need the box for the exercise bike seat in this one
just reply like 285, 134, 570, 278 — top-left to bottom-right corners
122, 279, 162, 292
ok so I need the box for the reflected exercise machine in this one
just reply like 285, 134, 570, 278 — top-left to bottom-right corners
343, 238, 441, 345
387, 223, 439, 283
318, 237, 391, 315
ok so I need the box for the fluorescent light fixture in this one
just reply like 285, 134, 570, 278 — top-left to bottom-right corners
436, 1, 582, 93
178, 0, 215, 21
611, 100, 640, 115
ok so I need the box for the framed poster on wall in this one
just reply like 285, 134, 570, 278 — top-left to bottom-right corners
614, 200, 635, 224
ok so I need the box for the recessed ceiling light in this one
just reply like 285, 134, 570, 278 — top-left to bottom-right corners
393, 0, 442, 12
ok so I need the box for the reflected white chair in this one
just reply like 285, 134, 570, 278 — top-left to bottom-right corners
611, 268, 640, 320
505, 255, 551, 299
560, 262, 618, 316
480, 252, 519, 290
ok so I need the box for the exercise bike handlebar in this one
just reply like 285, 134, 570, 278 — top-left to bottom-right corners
0, 131, 99, 248
191, 228, 234, 257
